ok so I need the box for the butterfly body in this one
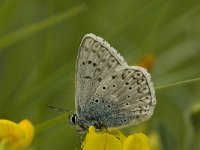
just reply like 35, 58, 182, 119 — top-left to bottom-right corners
71, 33, 156, 132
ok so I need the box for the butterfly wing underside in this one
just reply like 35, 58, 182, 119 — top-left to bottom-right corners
75, 34, 127, 112
75, 33, 156, 129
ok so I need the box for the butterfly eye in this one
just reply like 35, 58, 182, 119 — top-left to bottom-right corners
69, 114, 78, 125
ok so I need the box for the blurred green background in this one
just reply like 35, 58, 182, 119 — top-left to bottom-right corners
0, 0, 200, 149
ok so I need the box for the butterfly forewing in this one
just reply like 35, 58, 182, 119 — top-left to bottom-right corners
75, 33, 156, 130
76, 34, 127, 113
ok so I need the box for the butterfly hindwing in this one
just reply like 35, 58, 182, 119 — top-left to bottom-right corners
91, 66, 156, 127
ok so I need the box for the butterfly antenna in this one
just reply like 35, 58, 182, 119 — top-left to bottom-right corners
47, 105, 75, 114
48, 105, 90, 124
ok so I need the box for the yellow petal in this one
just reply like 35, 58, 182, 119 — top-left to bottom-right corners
123, 133, 151, 150
0, 119, 25, 140
13, 119, 34, 150
82, 126, 126, 150
0, 119, 34, 150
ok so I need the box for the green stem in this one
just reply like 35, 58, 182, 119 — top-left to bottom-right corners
155, 77, 200, 90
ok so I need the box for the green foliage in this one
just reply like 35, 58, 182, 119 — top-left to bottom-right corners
0, 0, 200, 149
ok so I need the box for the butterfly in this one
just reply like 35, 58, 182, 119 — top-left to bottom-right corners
69, 33, 156, 132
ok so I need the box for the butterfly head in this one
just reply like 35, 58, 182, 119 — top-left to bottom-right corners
47, 105, 80, 126
68, 114, 89, 132
69, 113, 78, 125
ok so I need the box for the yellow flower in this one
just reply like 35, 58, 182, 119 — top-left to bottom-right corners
123, 133, 150, 150
0, 119, 34, 150
82, 126, 151, 150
